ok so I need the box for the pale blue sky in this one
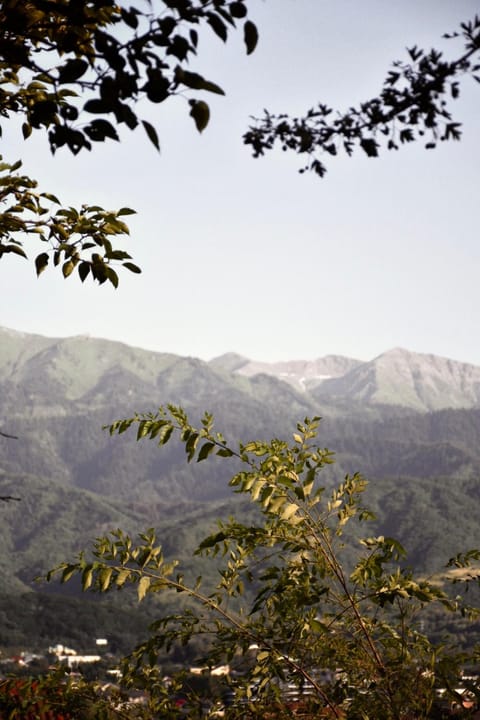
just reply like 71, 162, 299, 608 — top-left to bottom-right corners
2, 1, 479, 364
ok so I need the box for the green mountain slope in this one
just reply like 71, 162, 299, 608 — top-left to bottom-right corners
1, 327, 480, 652
313, 347, 480, 411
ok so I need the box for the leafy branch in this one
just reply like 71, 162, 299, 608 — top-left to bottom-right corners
244, 15, 480, 177
0, 156, 139, 286
1, 0, 258, 153
45, 407, 480, 718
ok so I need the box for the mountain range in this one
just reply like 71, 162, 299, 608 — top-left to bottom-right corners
1, 326, 480, 651
212, 346, 480, 411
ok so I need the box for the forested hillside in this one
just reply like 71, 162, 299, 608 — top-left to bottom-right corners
1, 327, 480, 651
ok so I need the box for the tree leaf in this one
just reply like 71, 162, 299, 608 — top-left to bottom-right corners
197, 441, 216, 462
244, 20, 258, 55
200, 79, 225, 96
58, 59, 89, 83
41, 192, 60, 204
189, 100, 210, 133
82, 566, 93, 591
138, 575, 151, 602
207, 12, 228, 42
105, 265, 119, 288
85, 118, 119, 142
6, 244, 27, 258
123, 261, 142, 274
78, 261, 90, 282
280, 503, 299, 521
99, 567, 113, 591
105, 250, 131, 260
84, 98, 111, 114
142, 120, 160, 151
62, 260, 74, 278
35, 252, 49, 276
230, 2, 248, 19
116, 568, 130, 587
178, 69, 225, 95
360, 138, 379, 157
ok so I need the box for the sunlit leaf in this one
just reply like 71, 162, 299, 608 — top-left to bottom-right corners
138, 575, 151, 602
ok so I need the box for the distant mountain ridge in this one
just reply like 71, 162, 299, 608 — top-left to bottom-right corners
211, 353, 363, 392
2, 326, 480, 414
210, 345, 480, 412
312, 347, 480, 412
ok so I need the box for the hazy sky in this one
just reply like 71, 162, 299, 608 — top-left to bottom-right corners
2, 1, 479, 364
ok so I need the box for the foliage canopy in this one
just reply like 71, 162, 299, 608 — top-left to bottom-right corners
0, 0, 257, 285
49, 408, 480, 719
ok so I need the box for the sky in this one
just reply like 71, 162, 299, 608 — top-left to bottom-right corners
1, 0, 479, 365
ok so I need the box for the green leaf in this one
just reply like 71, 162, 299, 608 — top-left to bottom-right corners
22, 122, 32, 139
189, 100, 210, 132
116, 568, 130, 587
6, 244, 27, 258
158, 423, 174, 446
197, 531, 226, 551
185, 431, 199, 461
197, 441, 216, 462
142, 120, 160, 151
230, 2, 248, 19
280, 503, 299, 521
138, 575, 151, 602
41, 192, 60, 204
268, 496, 286, 514
123, 261, 142, 274
244, 20, 258, 55
61, 566, 77, 584
177, 69, 225, 96
58, 58, 89, 83
207, 12, 228, 42
360, 138, 379, 157
121, 6, 139, 29
251, 478, 266, 501
105, 250, 131, 260
85, 118, 119, 142
117, 207, 137, 216
99, 567, 113, 591
105, 265, 119, 288
82, 566, 93, 591
200, 79, 225, 96
84, 98, 111, 114
78, 261, 90, 282
62, 260, 74, 278
35, 252, 49, 276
